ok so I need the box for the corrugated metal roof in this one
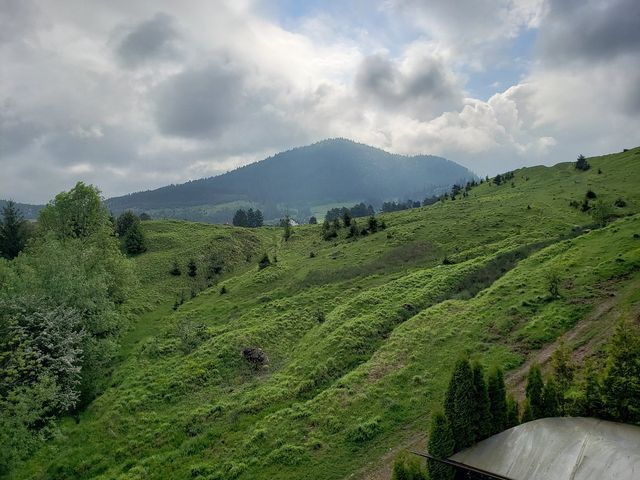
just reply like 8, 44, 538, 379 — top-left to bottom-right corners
450, 417, 640, 479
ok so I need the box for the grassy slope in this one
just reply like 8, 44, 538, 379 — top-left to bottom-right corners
11, 148, 640, 480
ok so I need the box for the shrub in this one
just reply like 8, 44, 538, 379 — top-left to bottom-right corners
575, 154, 590, 171
258, 254, 271, 270
614, 197, 627, 208
585, 189, 597, 199
170, 261, 181, 276
242, 347, 269, 368
347, 417, 381, 443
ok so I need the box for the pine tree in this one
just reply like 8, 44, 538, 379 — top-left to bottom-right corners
246, 208, 256, 227
601, 321, 640, 423
505, 394, 520, 429
309, 216, 318, 225
232, 209, 248, 227
444, 358, 476, 451
0, 201, 28, 260
525, 364, 545, 420
520, 399, 533, 423
575, 154, 590, 171
551, 342, 575, 414
123, 221, 147, 254
342, 209, 352, 227
254, 209, 264, 227
471, 362, 492, 441
427, 411, 455, 480
582, 360, 603, 417
282, 215, 292, 241
542, 377, 560, 417
487, 367, 508, 435
367, 215, 378, 233
116, 210, 139, 236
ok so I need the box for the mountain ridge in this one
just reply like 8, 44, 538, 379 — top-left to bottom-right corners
105, 138, 475, 221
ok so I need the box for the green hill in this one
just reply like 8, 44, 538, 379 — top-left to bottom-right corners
9, 147, 640, 480
105, 138, 475, 223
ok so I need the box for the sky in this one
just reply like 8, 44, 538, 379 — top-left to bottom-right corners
1, 0, 639, 203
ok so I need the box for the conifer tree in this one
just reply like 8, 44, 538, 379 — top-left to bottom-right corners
525, 364, 545, 420
542, 377, 560, 417
472, 362, 492, 441
575, 154, 590, 171
342, 209, 352, 227
309, 216, 317, 225
505, 394, 520, 429
521, 399, 533, 423
367, 215, 378, 233
551, 342, 575, 414
581, 360, 603, 417
254, 209, 264, 227
444, 358, 476, 451
347, 219, 359, 238
246, 208, 256, 227
601, 321, 640, 423
123, 221, 147, 254
232, 209, 248, 227
427, 412, 455, 480
0, 201, 28, 260
487, 367, 508, 435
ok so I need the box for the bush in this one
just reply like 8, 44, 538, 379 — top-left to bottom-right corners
347, 417, 381, 443
242, 347, 269, 368
258, 254, 271, 270
170, 261, 181, 276
575, 154, 590, 171
614, 197, 627, 208
585, 189, 597, 199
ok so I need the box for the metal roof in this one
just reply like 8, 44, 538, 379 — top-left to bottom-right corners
450, 417, 640, 480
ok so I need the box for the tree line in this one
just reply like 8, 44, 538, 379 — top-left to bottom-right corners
232, 208, 264, 227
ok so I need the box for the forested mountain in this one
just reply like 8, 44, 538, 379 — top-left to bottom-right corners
0, 200, 43, 220
105, 139, 475, 221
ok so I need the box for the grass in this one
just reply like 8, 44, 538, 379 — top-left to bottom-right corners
7, 147, 640, 480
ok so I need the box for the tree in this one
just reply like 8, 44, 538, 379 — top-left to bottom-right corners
309, 216, 318, 225
601, 321, 640, 423
505, 394, 520, 429
38, 182, 110, 239
0, 201, 29, 260
367, 215, 379, 233
187, 258, 197, 277
342, 210, 352, 227
541, 377, 560, 417
551, 342, 575, 414
116, 211, 139, 236
547, 271, 561, 299
427, 411, 455, 480
575, 154, 590, 171
581, 360, 603, 418
487, 367, 508, 435
139, 212, 151, 221
170, 260, 181, 276
254, 209, 264, 227
232, 209, 248, 227
525, 364, 545, 420
591, 200, 613, 227
444, 358, 476, 451
246, 208, 256, 227
472, 362, 492, 441
347, 219, 359, 238
520, 399, 533, 423
123, 222, 147, 255
282, 216, 292, 241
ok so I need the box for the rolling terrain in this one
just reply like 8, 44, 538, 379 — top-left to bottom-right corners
105, 139, 475, 223
10, 148, 640, 480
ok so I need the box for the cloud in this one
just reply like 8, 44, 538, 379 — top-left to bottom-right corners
114, 12, 181, 68
355, 46, 462, 120
537, 0, 640, 64
153, 60, 247, 138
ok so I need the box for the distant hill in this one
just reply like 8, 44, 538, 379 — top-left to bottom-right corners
0, 200, 43, 220
106, 138, 475, 222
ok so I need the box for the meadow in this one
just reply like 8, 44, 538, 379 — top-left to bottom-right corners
9, 147, 640, 480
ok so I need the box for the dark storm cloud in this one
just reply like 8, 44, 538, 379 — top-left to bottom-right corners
538, 0, 640, 64
355, 54, 461, 118
153, 61, 246, 139
115, 12, 180, 68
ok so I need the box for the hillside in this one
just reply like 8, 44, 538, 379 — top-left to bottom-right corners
0, 200, 43, 220
10, 148, 640, 480
105, 139, 475, 223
